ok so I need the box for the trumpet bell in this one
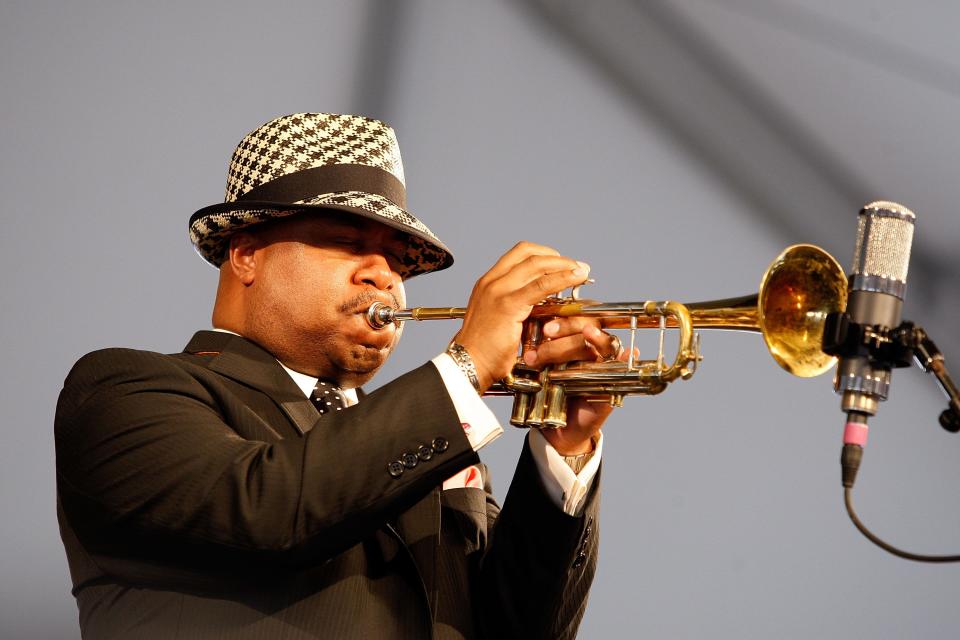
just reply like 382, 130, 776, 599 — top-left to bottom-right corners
759, 244, 848, 377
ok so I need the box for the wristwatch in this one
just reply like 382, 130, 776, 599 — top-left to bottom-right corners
562, 435, 599, 474
446, 341, 481, 394
563, 450, 595, 474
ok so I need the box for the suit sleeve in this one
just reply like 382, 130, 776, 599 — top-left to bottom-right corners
477, 439, 600, 640
55, 348, 480, 564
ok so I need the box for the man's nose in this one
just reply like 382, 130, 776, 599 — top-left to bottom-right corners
354, 253, 397, 290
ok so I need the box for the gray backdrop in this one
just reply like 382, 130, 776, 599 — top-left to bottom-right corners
3, 1, 959, 638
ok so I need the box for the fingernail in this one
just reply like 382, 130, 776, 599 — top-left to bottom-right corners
572, 261, 590, 277
543, 321, 559, 337
524, 350, 538, 365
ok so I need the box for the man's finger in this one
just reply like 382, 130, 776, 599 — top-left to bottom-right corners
482, 241, 562, 282
526, 333, 596, 366
508, 262, 590, 306
582, 325, 625, 361
526, 325, 635, 366
542, 316, 595, 339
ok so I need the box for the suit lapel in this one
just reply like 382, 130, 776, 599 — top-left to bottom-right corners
183, 331, 319, 435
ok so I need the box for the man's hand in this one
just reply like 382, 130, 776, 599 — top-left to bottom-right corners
455, 243, 628, 456
455, 242, 589, 392
525, 317, 626, 455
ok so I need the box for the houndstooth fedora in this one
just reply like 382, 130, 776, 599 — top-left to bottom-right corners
189, 113, 453, 278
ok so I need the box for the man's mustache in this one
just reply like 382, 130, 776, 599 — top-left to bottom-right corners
339, 290, 400, 314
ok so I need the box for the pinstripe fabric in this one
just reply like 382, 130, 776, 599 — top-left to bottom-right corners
55, 331, 599, 639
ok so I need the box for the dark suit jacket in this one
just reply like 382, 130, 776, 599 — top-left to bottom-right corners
55, 331, 599, 639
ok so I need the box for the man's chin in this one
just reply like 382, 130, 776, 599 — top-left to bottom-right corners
338, 345, 392, 386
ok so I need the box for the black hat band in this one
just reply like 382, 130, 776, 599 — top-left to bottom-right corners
238, 163, 406, 208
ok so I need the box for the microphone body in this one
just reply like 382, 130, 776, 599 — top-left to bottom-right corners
835, 201, 915, 443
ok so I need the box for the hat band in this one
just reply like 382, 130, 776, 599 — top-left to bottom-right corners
235, 163, 406, 208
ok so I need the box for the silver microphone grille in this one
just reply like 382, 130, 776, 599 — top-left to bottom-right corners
850, 201, 915, 299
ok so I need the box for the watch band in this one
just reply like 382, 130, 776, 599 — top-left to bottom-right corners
563, 450, 594, 474
561, 435, 599, 474
446, 341, 481, 394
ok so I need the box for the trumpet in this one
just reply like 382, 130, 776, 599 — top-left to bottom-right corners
366, 244, 849, 429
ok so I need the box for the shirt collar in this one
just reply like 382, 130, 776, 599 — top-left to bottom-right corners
212, 328, 358, 404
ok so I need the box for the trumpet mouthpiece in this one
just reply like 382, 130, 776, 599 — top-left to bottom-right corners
366, 302, 396, 329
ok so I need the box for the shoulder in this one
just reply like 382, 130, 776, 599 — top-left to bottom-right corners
65, 347, 197, 386
59, 347, 211, 416
68, 346, 171, 371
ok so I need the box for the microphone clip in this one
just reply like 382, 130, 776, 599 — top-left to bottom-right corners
823, 313, 960, 434
822, 312, 914, 369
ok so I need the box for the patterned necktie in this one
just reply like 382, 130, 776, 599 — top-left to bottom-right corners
310, 380, 347, 415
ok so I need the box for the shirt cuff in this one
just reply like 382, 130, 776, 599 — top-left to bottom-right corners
431, 353, 503, 451
528, 428, 602, 516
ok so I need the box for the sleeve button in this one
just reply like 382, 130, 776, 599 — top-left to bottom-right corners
401, 452, 419, 469
387, 461, 404, 478
417, 445, 434, 461
431, 437, 449, 453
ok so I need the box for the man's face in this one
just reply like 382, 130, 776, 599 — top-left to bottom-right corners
241, 212, 408, 387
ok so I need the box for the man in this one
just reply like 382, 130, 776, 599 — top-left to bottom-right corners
56, 113, 618, 639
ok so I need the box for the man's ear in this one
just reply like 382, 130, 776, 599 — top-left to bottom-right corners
227, 232, 259, 286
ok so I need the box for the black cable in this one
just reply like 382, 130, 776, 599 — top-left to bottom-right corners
843, 487, 960, 563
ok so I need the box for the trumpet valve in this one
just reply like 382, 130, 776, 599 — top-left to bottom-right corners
542, 376, 568, 429
506, 364, 542, 428
509, 393, 534, 428
524, 369, 551, 428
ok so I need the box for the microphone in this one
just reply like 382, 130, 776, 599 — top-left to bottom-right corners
834, 201, 916, 461
827, 205, 960, 562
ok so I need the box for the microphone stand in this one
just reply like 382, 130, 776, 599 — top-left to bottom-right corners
822, 314, 960, 562
903, 324, 960, 433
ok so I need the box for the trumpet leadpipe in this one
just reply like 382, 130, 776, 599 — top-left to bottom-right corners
365, 298, 759, 331
366, 302, 467, 328
365, 300, 666, 330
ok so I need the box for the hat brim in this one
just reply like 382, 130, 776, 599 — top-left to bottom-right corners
189, 191, 453, 278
